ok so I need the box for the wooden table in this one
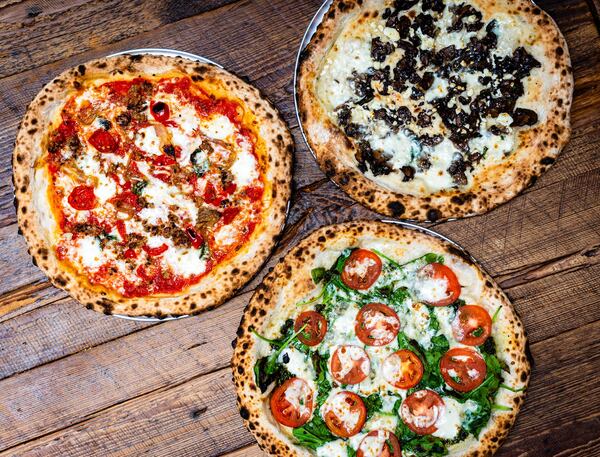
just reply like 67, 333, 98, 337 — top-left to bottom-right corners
0, 0, 599, 455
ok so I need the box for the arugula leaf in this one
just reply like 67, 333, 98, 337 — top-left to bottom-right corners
311, 267, 326, 284
499, 384, 525, 393
252, 323, 307, 392
361, 393, 383, 420
292, 415, 335, 450
372, 250, 443, 270
312, 351, 332, 406
492, 404, 512, 411
423, 253, 444, 264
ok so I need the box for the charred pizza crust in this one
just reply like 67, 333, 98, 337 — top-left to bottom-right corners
232, 220, 529, 456
297, 0, 572, 221
13, 54, 293, 317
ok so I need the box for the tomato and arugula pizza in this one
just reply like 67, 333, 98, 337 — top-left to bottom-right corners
13, 54, 292, 317
233, 221, 529, 456
297, 0, 572, 221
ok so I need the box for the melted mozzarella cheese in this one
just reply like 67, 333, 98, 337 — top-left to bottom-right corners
230, 142, 259, 187
332, 345, 370, 379
278, 347, 315, 380
316, 440, 348, 457
201, 115, 235, 140
134, 126, 162, 156
214, 225, 239, 247
415, 276, 449, 303
75, 236, 104, 269
322, 392, 362, 430
433, 398, 478, 439
162, 245, 207, 278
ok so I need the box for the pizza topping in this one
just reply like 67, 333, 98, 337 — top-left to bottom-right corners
68, 185, 96, 210
331, 345, 371, 384
355, 303, 400, 346
341, 249, 383, 290
440, 347, 487, 392
400, 389, 444, 435
318, 0, 544, 192
322, 391, 367, 437
270, 377, 314, 428
415, 262, 460, 306
383, 349, 424, 389
43, 75, 265, 297
356, 430, 402, 457
452, 304, 492, 345
255, 248, 510, 453
295, 311, 328, 346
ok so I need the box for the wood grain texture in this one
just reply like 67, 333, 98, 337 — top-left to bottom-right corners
0, 0, 599, 456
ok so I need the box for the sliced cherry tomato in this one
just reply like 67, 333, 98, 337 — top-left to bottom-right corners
150, 101, 171, 123
357, 430, 402, 457
401, 390, 444, 435
269, 377, 313, 428
355, 303, 400, 346
330, 345, 370, 385
383, 349, 424, 389
89, 129, 118, 153
186, 228, 204, 249
115, 220, 127, 242
452, 305, 492, 346
143, 244, 169, 257
294, 311, 328, 346
123, 248, 137, 259
440, 347, 487, 392
222, 207, 241, 225
68, 185, 96, 210
323, 391, 366, 438
341, 249, 383, 290
416, 263, 461, 306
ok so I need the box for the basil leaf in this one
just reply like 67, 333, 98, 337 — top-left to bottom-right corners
311, 267, 326, 284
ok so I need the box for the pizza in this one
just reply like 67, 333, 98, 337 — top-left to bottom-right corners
233, 221, 529, 456
13, 54, 292, 317
297, 0, 572, 221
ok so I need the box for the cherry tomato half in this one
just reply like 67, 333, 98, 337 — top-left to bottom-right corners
383, 349, 424, 389
400, 390, 444, 435
341, 249, 382, 290
452, 305, 492, 346
416, 263, 461, 306
440, 347, 487, 392
330, 345, 371, 385
150, 100, 171, 123
68, 185, 96, 210
89, 129, 118, 153
294, 311, 328, 346
355, 303, 400, 346
357, 430, 402, 457
323, 391, 366, 438
270, 377, 314, 428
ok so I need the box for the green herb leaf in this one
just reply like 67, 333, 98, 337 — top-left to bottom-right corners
361, 393, 383, 421
132, 180, 148, 196
292, 415, 335, 450
499, 384, 526, 393
492, 404, 512, 411
311, 267, 326, 284
491, 306, 502, 323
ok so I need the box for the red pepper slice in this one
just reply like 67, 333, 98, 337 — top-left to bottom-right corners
143, 244, 169, 257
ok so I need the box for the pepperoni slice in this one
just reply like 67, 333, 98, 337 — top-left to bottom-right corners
270, 377, 314, 428
383, 349, 424, 389
356, 430, 402, 457
452, 305, 492, 346
330, 345, 371, 385
89, 129, 118, 153
440, 347, 487, 392
341, 249, 383, 290
355, 303, 400, 346
323, 391, 366, 438
294, 311, 328, 346
68, 185, 96, 210
400, 390, 444, 435
416, 263, 461, 306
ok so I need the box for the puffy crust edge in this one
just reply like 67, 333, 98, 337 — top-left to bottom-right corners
13, 54, 293, 317
232, 220, 530, 457
296, 0, 573, 222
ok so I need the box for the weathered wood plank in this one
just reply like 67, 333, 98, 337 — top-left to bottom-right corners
0, 0, 240, 78
3, 314, 598, 457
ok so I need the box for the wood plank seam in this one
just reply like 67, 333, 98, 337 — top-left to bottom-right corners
584, 0, 600, 33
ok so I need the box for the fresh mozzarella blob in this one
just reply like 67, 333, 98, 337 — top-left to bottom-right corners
432, 398, 479, 439
75, 236, 104, 269
332, 346, 370, 379
230, 145, 259, 187
201, 114, 235, 140
134, 126, 162, 156
322, 392, 362, 430
344, 256, 377, 279
278, 347, 316, 380
162, 245, 207, 278
284, 379, 312, 417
